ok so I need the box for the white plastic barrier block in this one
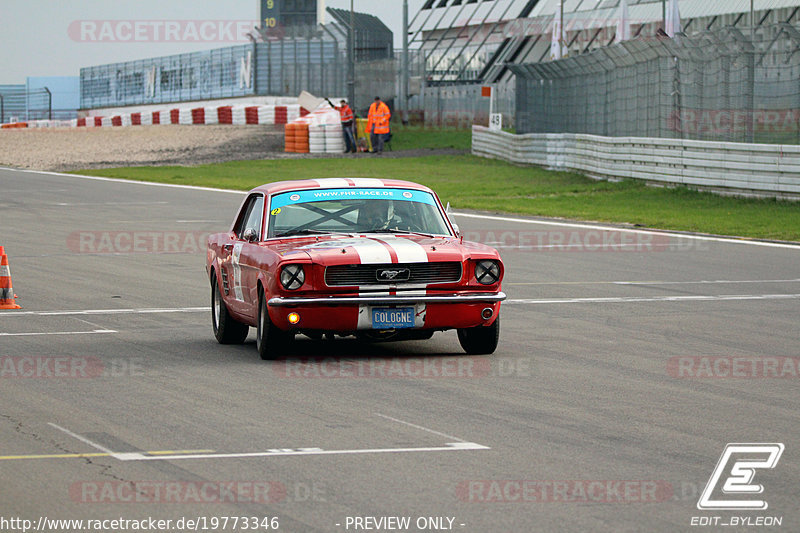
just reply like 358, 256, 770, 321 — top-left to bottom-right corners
204, 106, 219, 125
286, 104, 301, 123
141, 112, 153, 126
101, 117, 113, 127
232, 105, 247, 125
121, 114, 132, 127
179, 108, 192, 125
258, 106, 275, 125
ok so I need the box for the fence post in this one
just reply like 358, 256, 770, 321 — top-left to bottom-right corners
43, 87, 52, 120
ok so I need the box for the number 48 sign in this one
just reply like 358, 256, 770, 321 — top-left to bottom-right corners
482, 85, 502, 130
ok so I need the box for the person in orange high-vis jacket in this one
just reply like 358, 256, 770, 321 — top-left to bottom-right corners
366, 96, 391, 153
338, 99, 356, 153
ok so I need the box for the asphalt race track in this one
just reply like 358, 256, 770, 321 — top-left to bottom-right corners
1, 166, 799, 532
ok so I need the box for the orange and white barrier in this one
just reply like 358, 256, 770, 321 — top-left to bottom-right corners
0, 246, 21, 310
285, 106, 344, 154
2, 103, 307, 130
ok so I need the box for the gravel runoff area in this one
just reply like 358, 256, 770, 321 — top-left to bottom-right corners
0, 125, 466, 172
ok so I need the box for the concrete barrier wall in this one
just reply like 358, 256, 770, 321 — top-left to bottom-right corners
472, 126, 800, 199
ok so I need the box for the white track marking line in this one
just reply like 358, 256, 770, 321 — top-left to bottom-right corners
508, 279, 800, 286
452, 212, 800, 250
73, 317, 112, 330
374, 413, 468, 443
48, 423, 117, 454
0, 307, 209, 317
5, 167, 796, 250
0, 167, 244, 195
47, 423, 144, 460
614, 279, 800, 286
123, 443, 489, 461
51, 201, 169, 207
505, 294, 800, 305
0, 329, 117, 337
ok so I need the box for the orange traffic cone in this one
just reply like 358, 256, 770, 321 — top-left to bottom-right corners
0, 247, 22, 309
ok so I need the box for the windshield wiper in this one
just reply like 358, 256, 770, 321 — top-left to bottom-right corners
361, 228, 438, 238
274, 229, 332, 238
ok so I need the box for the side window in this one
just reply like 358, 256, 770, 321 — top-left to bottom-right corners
234, 195, 264, 240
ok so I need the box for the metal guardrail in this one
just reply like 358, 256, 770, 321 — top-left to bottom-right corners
472, 126, 800, 200
513, 23, 800, 145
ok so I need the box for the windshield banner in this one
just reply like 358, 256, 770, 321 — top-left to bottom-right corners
271, 188, 436, 210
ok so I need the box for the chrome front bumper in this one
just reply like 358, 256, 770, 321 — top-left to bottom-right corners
268, 292, 507, 308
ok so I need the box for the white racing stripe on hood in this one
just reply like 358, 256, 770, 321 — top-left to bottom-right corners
313, 178, 350, 188
350, 178, 385, 187
378, 236, 429, 263
351, 239, 393, 264
298, 237, 391, 264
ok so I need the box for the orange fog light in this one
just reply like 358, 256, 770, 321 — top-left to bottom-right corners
287, 312, 300, 325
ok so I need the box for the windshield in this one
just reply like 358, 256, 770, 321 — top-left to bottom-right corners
267, 188, 452, 238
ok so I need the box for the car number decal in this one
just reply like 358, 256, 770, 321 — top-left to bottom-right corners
231, 242, 244, 301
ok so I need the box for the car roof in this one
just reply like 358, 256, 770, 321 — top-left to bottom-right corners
250, 178, 436, 196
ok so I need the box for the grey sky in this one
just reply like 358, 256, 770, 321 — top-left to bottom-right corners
0, 0, 425, 84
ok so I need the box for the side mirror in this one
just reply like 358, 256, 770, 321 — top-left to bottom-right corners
243, 228, 258, 242
445, 202, 460, 237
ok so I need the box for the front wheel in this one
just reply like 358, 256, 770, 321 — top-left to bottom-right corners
256, 291, 292, 360
212, 275, 249, 344
457, 316, 500, 355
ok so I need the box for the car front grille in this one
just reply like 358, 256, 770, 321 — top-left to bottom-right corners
325, 262, 463, 286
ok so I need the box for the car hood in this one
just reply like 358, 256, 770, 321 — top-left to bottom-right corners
267, 234, 498, 266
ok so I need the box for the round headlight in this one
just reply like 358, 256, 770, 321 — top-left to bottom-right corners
280, 264, 305, 290
475, 260, 500, 285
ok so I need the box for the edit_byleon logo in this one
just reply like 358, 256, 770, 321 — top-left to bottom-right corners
697, 443, 784, 511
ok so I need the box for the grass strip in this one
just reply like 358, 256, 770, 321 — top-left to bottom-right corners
73, 153, 800, 242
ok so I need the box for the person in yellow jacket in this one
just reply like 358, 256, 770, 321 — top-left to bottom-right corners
366, 96, 391, 153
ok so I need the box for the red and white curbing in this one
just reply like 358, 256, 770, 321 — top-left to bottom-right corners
1, 104, 306, 129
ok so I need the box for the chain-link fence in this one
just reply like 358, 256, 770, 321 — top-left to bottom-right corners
514, 23, 800, 144
0, 87, 66, 122
420, 82, 515, 129
399, 48, 515, 128
80, 34, 397, 113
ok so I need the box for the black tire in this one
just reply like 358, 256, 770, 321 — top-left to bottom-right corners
212, 274, 249, 344
256, 290, 292, 360
457, 316, 500, 355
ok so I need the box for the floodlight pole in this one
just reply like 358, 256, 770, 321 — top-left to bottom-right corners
348, 0, 356, 111
401, 0, 409, 125
0, 94, 4, 124
560, 0, 564, 54
662, 0, 666, 32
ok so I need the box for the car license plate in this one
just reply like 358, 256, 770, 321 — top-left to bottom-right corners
371, 307, 415, 329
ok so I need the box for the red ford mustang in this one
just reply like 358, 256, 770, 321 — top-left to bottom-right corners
206, 178, 505, 359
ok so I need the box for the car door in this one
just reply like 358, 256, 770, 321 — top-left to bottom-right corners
221, 194, 264, 320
